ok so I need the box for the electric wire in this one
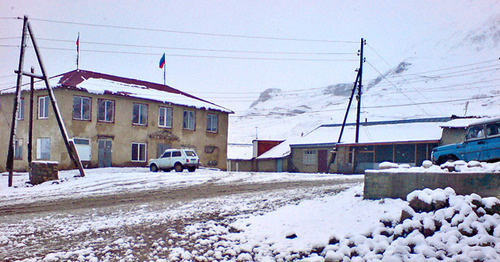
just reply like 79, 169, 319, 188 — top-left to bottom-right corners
25, 17, 358, 44
0, 44, 357, 62
228, 96, 496, 117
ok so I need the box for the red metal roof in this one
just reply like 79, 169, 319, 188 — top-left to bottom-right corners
53, 69, 232, 113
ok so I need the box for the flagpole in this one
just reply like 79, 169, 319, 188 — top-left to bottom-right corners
163, 64, 166, 85
76, 32, 80, 70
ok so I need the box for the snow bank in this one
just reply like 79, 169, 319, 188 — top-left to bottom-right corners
295, 187, 500, 261
378, 160, 500, 173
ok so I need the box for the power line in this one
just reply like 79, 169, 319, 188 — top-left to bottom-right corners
229, 96, 497, 117
366, 61, 433, 116
26, 17, 358, 44
32, 37, 353, 55
0, 44, 357, 62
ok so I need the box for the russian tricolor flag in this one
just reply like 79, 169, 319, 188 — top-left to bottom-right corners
159, 53, 166, 69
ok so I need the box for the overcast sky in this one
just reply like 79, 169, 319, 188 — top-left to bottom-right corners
0, 0, 494, 111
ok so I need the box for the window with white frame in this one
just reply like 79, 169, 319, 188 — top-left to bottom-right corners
132, 103, 148, 125
131, 142, 147, 162
17, 98, 24, 120
73, 138, 91, 161
73, 96, 91, 120
206, 113, 218, 133
303, 150, 317, 165
36, 137, 51, 160
38, 96, 49, 119
183, 110, 195, 130
14, 138, 23, 160
98, 99, 115, 123
158, 106, 173, 128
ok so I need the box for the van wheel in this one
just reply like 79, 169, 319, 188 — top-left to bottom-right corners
150, 164, 159, 172
174, 163, 184, 172
188, 166, 196, 172
438, 155, 458, 165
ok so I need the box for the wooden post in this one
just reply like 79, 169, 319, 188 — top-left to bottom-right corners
28, 67, 34, 165
6, 16, 28, 187
26, 21, 85, 177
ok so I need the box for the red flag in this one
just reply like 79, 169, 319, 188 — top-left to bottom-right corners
76, 35, 79, 50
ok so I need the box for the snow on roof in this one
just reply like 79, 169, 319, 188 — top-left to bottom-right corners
2, 70, 233, 113
292, 120, 447, 147
257, 140, 291, 159
439, 118, 480, 128
227, 143, 253, 160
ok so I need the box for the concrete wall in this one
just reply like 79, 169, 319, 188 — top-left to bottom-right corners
0, 89, 229, 171
364, 170, 500, 199
227, 159, 253, 172
227, 158, 288, 172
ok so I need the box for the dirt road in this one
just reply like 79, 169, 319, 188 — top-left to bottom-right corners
1, 177, 363, 261
0, 177, 362, 216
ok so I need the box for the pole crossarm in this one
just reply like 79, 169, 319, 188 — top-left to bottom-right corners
14, 70, 44, 79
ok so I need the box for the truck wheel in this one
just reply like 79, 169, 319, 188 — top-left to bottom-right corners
150, 164, 159, 172
188, 166, 196, 172
174, 163, 184, 172
438, 155, 458, 165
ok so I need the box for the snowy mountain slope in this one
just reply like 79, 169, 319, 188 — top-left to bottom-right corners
229, 7, 499, 144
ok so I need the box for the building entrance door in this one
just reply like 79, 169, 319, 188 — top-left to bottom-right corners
98, 139, 112, 167
318, 149, 328, 173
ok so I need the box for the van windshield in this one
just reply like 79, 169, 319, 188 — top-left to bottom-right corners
185, 151, 197, 157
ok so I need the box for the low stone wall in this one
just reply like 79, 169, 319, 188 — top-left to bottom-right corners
364, 170, 500, 199
29, 161, 59, 185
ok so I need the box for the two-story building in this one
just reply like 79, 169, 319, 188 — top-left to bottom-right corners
0, 70, 233, 171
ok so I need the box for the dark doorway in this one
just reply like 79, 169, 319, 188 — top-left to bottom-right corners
98, 139, 112, 167
318, 149, 328, 173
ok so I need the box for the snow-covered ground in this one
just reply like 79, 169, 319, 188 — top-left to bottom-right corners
1, 167, 498, 261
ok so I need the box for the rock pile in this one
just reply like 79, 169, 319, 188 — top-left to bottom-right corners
302, 188, 499, 261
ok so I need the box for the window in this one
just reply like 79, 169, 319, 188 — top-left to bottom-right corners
14, 138, 23, 160
161, 151, 171, 158
303, 150, 317, 165
98, 99, 115, 123
158, 106, 173, 128
36, 138, 50, 160
172, 151, 182, 157
486, 122, 500, 137
466, 126, 485, 140
206, 114, 218, 133
131, 142, 147, 162
133, 103, 148, 125
72, 96, 91, 121
38, 96, 49, 119
73, 138, 91, 161
183, 110, 195, 130
17, 98, 24, 120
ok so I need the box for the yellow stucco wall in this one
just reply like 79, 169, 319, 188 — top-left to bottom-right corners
0, 88, 229, 171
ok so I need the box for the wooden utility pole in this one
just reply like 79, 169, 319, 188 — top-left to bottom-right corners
6, 16, 85, 187
26, 20, 86, 177
28, 67, 35, 164
6, 16, 28, 187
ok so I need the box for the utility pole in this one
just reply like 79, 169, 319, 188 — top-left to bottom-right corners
6, 16, 85, 187
336, 38, 366, 174
28, 67, 35, 165
6, 16, 28, 187
355, 38, 365, 143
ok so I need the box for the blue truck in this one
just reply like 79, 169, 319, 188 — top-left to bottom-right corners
431, 117, 500, 165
